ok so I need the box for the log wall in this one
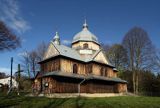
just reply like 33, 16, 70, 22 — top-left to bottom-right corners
115, 83, 127, 93
41, 58, 60, 72
59, 58, 117, 78
80, 80, 117, 93
60, 58, 86, 75
41, 77, 127, 93
92, 63, 115, 77
42, 76, 81, 93
40, 57, 117, 78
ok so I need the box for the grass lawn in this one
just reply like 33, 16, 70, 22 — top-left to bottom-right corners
0, 94, 160, 108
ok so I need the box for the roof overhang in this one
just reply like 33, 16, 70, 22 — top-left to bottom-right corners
39, 54, 114, 68
72, 40, 100, 46
41, 71, 127, 83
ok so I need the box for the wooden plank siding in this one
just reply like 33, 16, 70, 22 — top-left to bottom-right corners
41, 76, 127, 93
40, 58, 60, 72
40, 57, 117, 78
43, 76, 81, 93
59, 58, 117, 78
35, 57, 127, 94
115, 83, 128, 93
60, 58, 86, 75
92, 63, 115, 77
81, 80, 118, 93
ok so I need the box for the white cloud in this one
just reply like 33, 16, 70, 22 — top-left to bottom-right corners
62, 40, 71, 45
0, 0, 30, 34
17, 51, 28, 57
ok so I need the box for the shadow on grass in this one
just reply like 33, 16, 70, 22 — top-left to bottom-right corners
0, 95, 25, 108
43, 97, 86, 108
44, 98, 69, 108
75, 97, 86, 108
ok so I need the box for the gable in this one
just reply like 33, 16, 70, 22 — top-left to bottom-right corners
93, 51, 109, 64
43, 42, 59, 60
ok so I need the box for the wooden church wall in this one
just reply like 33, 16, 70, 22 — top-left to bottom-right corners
113, 71, 118, 78
60, 58, 86, 75
40, 58, 60, 72
42, 76, 126, 93
43, 77, 56, 94
115, 83, 127, 93
85, 63, 93, 74
107, 68, 114, 77
88, 83, 115, 93
55, 80, 78, 93
81, 81, 127, 93
92, 63, 117, 78
59, 58, 117, 78
43, 76, 80, 93
40, 57, 117, 79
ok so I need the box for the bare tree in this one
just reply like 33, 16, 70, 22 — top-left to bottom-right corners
0, 72, 7, 79
0, 21, 20, 51
106, 44, 128, 71
122, 27, 155, 94
154, 49, 160, 73
29, 51, 39, 77
20, 51, 31, 78
20, 42, 47, 78
36, 41, 48, 61
102, 44, 111, 52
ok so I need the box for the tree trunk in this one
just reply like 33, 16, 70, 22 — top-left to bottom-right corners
135, 71, 139, 94
27, 64, 30, 79
133, 71, 136, 94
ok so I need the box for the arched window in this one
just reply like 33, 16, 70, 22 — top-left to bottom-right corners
83, 43, 88, 49
100, 67, 104, 76
73, 64, 78, 74
100, 67, 106, 76
88, 64, 92, 74
105, 68, 108, 77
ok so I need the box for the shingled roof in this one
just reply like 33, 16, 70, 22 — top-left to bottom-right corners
53, 42, 83, 62
41, 41, 114, 67
42, 71, 127, 83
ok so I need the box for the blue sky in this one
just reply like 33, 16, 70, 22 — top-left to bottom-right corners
0, 0, 160, 74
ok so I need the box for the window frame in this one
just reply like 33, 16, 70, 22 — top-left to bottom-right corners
73, 64, 78, 74
83, 43, 89, 49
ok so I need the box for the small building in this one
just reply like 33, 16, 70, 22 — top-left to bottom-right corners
33, 20, 127, 94
0, 77, 18, 88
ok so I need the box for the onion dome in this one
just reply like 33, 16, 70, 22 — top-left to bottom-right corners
53, 32, 60, 45
72, 20, 99, 44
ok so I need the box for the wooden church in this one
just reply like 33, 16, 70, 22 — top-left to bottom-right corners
33, 20, 127, 94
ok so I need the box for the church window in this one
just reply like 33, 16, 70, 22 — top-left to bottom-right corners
73, 64, 78, 74
105, 68, 108, 77
88, 64, 92, 74
100, 67, 106, 76
83, 43, 88, 49
100, 67, 103, 76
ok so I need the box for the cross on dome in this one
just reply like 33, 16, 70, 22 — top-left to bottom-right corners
83, 19, 88, 29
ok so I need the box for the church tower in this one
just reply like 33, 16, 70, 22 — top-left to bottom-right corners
72, 20, 100, 55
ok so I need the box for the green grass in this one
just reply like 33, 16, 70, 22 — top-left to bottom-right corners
0, 94, 160, 108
